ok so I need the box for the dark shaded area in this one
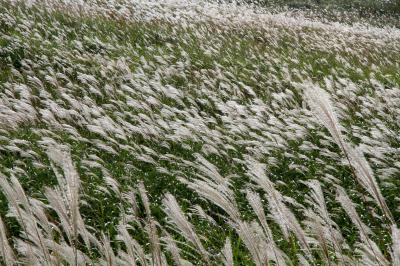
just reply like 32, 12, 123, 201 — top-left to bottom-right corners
248, 0, 400, 14
236, 0, 400, 28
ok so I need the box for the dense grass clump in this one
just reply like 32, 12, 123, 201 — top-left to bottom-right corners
0, 0, 399, 265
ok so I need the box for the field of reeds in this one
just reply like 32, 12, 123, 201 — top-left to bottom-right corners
0, 0, 399, 265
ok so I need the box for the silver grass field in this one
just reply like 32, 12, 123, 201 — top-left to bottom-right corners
0, 0, 399, 265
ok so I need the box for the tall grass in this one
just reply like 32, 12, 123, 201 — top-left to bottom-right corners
0, 0, 399, 265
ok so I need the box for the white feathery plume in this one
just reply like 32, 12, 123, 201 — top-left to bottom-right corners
144, 219, 165, 266
163, 232, 193, 266
221, 238, 233, 266
99, 233, 117, 266
303, 84, 394, 223
178, 158, 287, 264
191, 205, 217, 226
0, 215, 15, 266
138, 182, 164, 266
246, 190, 273, 241
246, 160, 312, 258
13, 238, 44, 266
29, 198, 54, 238
122, 190, 139, 217
164, 234, 183, 266
335, 186, 372, 238
303, 180, 346, 262
46, 143, 90, 265
0, 174, 51, 265
177, 154, 242, 221
336, 186, 387, 265
390, 225, 400, 266
235, 220, 269, 266
304, 212, 331, 262
162, 193, 209, 262
297, 254, 311, 266
246, 190, 287, 266
44, 238, 91, 265
44, 188, 75, 244
345, 145, 394, 223
116, 225, 142, 266
356, 241, 390, 266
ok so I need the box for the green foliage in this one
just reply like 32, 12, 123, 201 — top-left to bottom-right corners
0, 0, 399, 264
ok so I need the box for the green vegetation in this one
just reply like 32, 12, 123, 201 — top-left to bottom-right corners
0, 0, 399, 265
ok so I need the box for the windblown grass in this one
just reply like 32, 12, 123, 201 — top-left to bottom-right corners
0, 0, 399, 265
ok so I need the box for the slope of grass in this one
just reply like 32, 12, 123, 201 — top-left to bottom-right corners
0, 0, 399, 265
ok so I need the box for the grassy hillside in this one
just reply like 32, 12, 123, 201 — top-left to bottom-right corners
0, 0, 399, 265
246, 0, 400, 28
250, 0, 400, 16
